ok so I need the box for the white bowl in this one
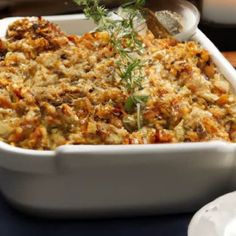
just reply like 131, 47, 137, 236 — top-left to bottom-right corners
147, 0, 200, 41
188, 192, 236, 236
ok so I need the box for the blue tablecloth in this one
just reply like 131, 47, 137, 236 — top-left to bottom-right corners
0, 194, 193, 236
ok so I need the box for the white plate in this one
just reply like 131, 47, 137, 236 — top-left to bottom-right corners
188, 192, 236, 236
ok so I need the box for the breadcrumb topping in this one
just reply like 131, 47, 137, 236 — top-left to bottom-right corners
0, 17, 235, 150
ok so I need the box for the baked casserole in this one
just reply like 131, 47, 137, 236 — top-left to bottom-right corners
0, 17, 235, 150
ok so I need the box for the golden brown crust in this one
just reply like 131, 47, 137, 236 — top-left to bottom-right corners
7, 17, 64, 41
0, 18, 235, 150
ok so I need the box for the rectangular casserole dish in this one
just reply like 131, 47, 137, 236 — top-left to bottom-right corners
0, 14, 236, 217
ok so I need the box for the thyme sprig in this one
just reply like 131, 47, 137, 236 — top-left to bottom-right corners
120, 59, 143, 91
74, 0, 107, 24
74, 0, 148, 130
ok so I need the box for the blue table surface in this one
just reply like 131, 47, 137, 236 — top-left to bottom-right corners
0, 193, 194, 236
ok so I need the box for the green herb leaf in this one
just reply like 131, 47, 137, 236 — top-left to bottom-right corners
121, 59, 141, 79
124, 96, 136, 113
74, 0, 107, 24
133, 94, 149, 104
124, 94, 148, 113
122, 0, 146, 8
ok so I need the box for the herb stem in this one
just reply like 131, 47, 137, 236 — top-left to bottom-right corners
137, 103, 142, 130
74, 0, 148, 131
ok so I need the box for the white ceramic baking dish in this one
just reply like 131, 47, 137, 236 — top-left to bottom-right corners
0, 14, 236, 217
